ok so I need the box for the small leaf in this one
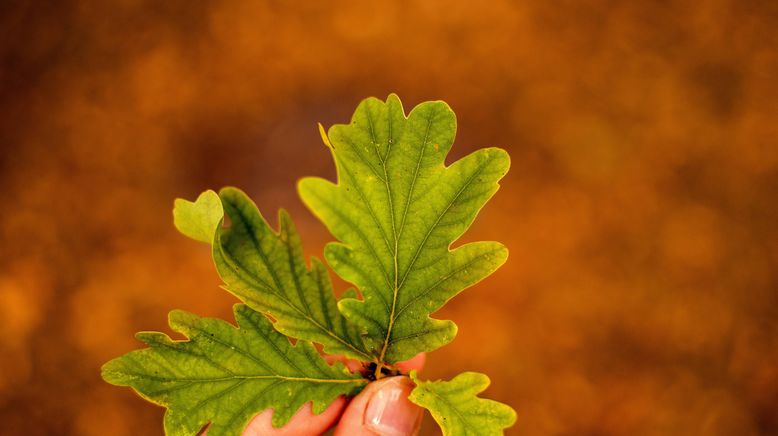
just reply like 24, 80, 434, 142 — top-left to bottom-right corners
299, 94, 510, 363
101, 305, 367, 436
174, 187, 372, 361
409, 371, 516, 436
173, 190, 223, 244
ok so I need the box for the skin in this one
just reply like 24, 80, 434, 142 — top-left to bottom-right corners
228, 353, 427, 436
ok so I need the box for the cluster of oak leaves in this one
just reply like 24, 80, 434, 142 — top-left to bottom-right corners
102, 95, 517, 435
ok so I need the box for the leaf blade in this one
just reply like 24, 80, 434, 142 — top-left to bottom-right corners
409, 371, 516, 436
102, 305, 367, 436
299, 95, 510, 363
173, 190, 223, 244
173, 187, 372, 361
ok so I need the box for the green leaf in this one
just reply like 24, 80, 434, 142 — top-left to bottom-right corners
107, 96, 517, 435
173, 190, 223, 244
409, 370, 516, 436
298, 95, 510, 363
173, 187, 372, 361
101, 305, 367, 436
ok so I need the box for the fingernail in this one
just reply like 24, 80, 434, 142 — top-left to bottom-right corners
365, 377, 423, 436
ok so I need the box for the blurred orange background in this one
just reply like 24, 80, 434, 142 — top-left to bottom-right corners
1, 1, 777, 435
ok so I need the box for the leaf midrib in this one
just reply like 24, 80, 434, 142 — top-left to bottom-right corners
114, 372, 366, 384
380, 146, 497, 359
423, 387, 479, 434
372, 106, 428, 365
220, 202, 372, 361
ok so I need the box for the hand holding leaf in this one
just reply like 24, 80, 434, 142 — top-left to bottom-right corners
103, 95, 516, 435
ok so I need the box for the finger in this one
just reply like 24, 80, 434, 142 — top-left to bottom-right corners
395, 353, 425, 373
240, 396, 347, 436
334, 376, 423, 436
322, 354, 364, 372
323, 352, 426, 375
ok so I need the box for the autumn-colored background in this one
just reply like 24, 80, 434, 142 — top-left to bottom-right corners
2, 1, 777, 434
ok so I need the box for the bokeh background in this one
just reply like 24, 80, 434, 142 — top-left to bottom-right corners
2, 1, 777, 434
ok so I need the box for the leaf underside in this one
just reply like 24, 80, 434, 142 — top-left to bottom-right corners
409, 371, 517, 436
174, 188, 371, 361
102, 304, 366, 436
299, 94, 510, 363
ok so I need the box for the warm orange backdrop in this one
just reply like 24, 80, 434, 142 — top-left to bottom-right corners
1, 1, 777, 435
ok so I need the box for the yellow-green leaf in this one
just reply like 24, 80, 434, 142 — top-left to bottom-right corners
409, 370, 516, 436
298, 95, 510, 363
173, 190, 223, 244
102, 305, 366, 436
106, 95, 518, 435
173, 187, 371, 361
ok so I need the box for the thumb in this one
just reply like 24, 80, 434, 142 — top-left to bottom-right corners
334, 376, 424, 436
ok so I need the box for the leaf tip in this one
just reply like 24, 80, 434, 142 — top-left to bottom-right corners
135, 331, 165, 344
277, 208, 295, 233
494, 242, 510, 265
491, 147, 511, 175
100, 358, 126, 385
318, 122, 333, 149
386, 92, 403, 106
168, 309, 199, 334
173, 189, 223, 244
296, 176, 321, 200
217, 186, 245, 200
233, 303, 257, 322
458, 371, 492, 393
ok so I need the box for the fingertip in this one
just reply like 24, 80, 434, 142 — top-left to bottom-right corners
395, 353, 426, 373
335, 376, 423, 436
333, 382, 376, 436
242, 396, 347, 436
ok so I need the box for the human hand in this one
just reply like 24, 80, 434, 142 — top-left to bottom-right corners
217, 353, 426, 436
